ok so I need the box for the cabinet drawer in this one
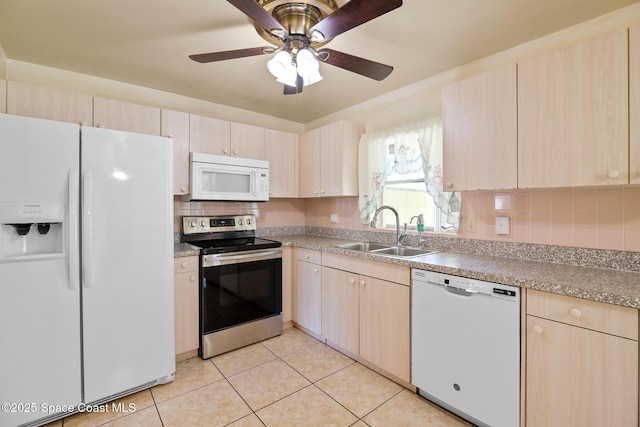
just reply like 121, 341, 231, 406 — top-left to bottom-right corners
295, 248, 322, 264
174, 256, 199, 273
527, 289, 638, 340
323, 253, 410, 286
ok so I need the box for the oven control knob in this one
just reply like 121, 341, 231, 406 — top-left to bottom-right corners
190, 220, 197, 227
200, 220, 207, 227
246, 218, 251, 225
238, 219, 243, 225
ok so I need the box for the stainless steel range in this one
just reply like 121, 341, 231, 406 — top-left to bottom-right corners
182, 214, 283, 359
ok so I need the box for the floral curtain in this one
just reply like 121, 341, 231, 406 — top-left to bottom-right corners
357, 117, 460, 231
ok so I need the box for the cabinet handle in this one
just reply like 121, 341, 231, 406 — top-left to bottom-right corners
350, 278, 355, 284
180, 186, 188, 193
223, 148, 229, 154
569, 308, 582, 318
305, 254, 310, 259
314, 190, 318, 195
360, 280, 365, 286
233, 150, 239, 155
532, 325, 543, 334
320, 189, 325, 194
181, 261, 188, 268
607, 170, 620, 179
190, 275, 196, 281
444, 181, 453, 189
314, 268, 319, 273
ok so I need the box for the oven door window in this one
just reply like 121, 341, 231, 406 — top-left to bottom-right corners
201, 258, 282, 333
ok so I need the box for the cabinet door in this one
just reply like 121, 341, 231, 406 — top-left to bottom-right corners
266, 129, 297, 197
631, 23, 640, 185
320, 121, 360, 197
321, 266, 359, 355
442, 64, 517, 190
359, 276, 410, 382
518, 28, 628, 188
231, 122, 266, 159
161, 109, 190, 195
93, 97, 161, 135
526, 316, 638, 427
189, 114, 231, 155
174, 257, 199, 356
294, 260, 322, 336
174, 271, 199, 355
299, 128, 321, 197
7, 81, 93, 125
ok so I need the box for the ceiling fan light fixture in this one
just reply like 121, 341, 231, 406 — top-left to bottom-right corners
295, 48, 321, 84
301, 68, 323, 86
267, 50, 296, 85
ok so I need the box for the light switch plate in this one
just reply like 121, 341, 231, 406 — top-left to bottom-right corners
495, 216, 510, 235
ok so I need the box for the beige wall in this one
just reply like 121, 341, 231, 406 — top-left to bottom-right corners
175, 185, 640, 252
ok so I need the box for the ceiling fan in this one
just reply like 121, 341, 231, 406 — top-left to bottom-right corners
189, 0, 403, 94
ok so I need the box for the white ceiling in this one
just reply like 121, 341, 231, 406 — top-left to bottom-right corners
0, 0, 638, 124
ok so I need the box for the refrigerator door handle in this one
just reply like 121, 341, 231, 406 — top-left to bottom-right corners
68, 169, 80, 290
82, 171, 94, 289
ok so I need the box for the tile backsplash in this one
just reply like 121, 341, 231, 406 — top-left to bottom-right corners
174, 186, 640, 252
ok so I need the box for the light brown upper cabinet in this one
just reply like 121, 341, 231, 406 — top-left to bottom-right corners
161, 109, 190, 195
189, 114, 231, 156
265, 129, 298, 198
631, 23, 640, 185
299, 121, 362, 198
0, 80, 7, 114
7, 81, 93, 125
442, 64, 517, 191
93, 97, 161, 135
518, 28, 628, 188
230, 122, 266, 160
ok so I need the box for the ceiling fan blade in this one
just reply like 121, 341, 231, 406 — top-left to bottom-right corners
308, 0, 402, 41
227, 0, 288, 37
318, 48, 393, 81
189, 47, 273, 63
283, 75, 304, 95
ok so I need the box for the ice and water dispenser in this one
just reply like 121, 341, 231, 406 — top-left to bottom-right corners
0, 202, 64, 258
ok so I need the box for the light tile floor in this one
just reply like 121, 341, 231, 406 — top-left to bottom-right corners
46, 327, 471, 427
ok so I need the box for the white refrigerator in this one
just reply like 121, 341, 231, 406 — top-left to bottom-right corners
0, 113, 175, 427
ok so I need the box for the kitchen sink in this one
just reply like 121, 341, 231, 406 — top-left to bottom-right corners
370, 246, 437, 257
337, 242, 391, 252
336, 242, 438, 258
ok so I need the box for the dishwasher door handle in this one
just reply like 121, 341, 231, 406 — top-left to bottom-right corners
444, 285, 477, 297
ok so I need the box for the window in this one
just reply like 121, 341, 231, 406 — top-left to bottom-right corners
358, 118, 460, 233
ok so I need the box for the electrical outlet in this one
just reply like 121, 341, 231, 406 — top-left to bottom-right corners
466, 218, 477, 233
330, 213, 338, 224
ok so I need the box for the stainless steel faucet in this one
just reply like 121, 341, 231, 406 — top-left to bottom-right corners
370, 205, 401, 246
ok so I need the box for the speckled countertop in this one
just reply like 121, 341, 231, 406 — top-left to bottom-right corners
175, 235, 640, 310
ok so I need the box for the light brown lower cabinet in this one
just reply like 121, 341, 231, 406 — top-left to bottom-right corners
293, 249, 322, 337
526, 290, 638, 427
321, 254, 410, 384
173, 256, 199, 357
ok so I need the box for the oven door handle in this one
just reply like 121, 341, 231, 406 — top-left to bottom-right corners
203, 249, 282, 267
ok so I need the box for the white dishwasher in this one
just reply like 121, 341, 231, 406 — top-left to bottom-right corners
411, 269, 520, 427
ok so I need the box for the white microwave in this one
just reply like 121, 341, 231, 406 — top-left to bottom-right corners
185, 153, 269, 202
